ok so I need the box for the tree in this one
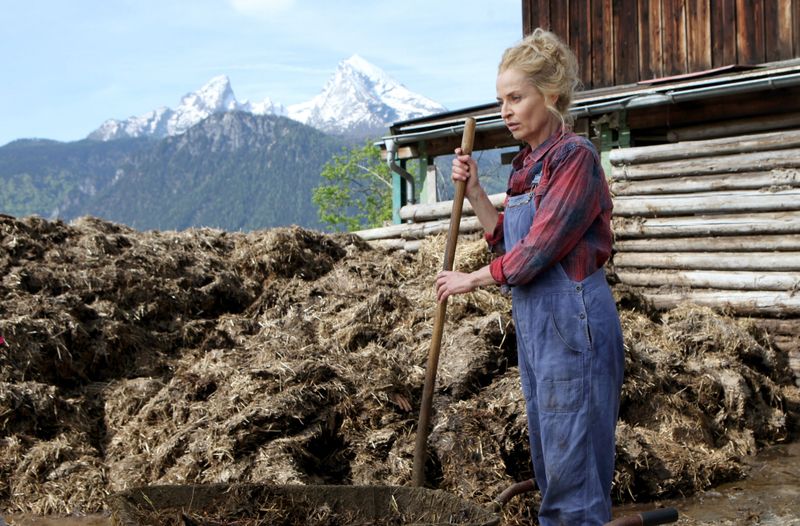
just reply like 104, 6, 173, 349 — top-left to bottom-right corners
313, 141, 394, 231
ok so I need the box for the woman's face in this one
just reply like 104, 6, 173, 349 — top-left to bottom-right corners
496, 67, 558, 147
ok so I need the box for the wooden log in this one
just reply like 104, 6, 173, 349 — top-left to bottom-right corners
613, 188, 800, 217
614, 234, 800, 252
613, 211, 800, 239
665, 113, 800, 142
609, 129, 800, 165
368, 238, 423, 252
610, 168, 800, 196
615, 269, 800, 291
613, 251, 800, 271
751, 318, 800, 336
399, 193, 506, 222
611, 148, 800, 181
354, 216, 483, 241
639, 289, 800, 316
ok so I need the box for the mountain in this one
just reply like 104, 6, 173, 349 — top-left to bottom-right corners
1, 113, 346, 231
88, 76, 287, 141
88, 55, 445, 141
287, 55, 446, 137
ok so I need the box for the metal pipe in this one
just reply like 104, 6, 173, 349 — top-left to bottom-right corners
385, 138, 415, 205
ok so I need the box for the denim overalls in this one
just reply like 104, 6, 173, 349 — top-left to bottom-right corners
504, 167, 625, 525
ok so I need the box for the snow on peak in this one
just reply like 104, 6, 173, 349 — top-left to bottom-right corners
288, 55, 446, 137
88, 56, 445, 141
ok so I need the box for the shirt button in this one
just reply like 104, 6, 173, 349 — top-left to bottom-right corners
579, 313, 586, 319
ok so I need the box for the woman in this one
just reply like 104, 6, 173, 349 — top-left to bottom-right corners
435, 29, 624, 525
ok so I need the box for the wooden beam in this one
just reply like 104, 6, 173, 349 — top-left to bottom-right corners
612, 210, 800, 238
610, 129, 800, 165
354, 216, 484, 241
613, 188, 800, 217
665, 112, 800, 142
640, 289, 800, 316
613, 251, 800, 271
399, 193, 506, 222
626, 86, 800, 130
611, 148, 800, 180
610, 169, 800, 196
614, 234, 800, 252
616, 269, 800, 291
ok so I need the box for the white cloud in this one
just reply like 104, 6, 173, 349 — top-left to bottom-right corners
228, 0, 294, 16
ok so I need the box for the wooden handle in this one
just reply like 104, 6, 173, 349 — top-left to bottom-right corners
412, 117, 477, 487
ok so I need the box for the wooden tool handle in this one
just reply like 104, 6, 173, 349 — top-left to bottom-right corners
412, 117, 477, 487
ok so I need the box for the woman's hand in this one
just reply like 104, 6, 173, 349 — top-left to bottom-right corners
435, 270, 476, 302
452, 147, 480, 196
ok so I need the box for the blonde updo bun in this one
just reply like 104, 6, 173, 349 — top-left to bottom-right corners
499, 28, 580, 127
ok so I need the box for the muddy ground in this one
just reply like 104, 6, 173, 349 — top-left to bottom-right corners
0, 214, 798, 524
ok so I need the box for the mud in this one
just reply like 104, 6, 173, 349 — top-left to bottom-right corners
0, 215, 798, 524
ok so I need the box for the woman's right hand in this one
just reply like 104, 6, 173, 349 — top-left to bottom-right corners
452, 147, 480, 195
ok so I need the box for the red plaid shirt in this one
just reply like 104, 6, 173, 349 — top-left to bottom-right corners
486, 129, 613, 286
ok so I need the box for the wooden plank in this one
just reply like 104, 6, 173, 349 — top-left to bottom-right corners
610, 129, 800, 165
687, 0, 711, 71
665, 112, 800, 142
612, 210, 800, 238
795, 0, 800, 56
400, 192, 506, 222
591, 0, 615, 87
549, 0, 569, 42
614, 251, 800, 271
613, 188, 800, 217
662, 0, 687, 75
711, 0, 738, 67
612, 148, 800, 180
354, 216, 484, 241
736, 0, 765, 64
616, 269, 800, 291
523, 0, 533, 36
614, 234, 800, 252
765, 0, 794, 61
535, 0, 551, 31
613, 0, 639, 84
639, 289, 800, 316
570, 0, 593, 88
638, 0, 663, 81
610, 168, 800, 195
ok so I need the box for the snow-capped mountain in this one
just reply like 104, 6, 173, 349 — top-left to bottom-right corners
88, 55, 445, 141
287, 55, 446, 137
88, 75, 287, 141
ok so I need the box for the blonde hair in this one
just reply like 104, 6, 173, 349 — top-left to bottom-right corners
499, 28, 580, 128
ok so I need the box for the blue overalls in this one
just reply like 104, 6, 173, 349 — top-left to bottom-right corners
503, 176, 625, 525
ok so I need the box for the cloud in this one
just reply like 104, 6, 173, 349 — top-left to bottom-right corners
228, 0, 294, 16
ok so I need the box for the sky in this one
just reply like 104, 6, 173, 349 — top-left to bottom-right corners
1, 0, 522, 147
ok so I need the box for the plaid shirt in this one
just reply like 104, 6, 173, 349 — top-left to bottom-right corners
486, 129, 613, 286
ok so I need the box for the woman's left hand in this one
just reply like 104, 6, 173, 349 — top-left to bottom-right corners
435, 270, 475, 302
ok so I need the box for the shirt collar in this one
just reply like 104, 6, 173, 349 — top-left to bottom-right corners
511, 126, 566, 169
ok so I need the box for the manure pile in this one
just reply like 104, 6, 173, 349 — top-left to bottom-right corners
0, 214, 796, 522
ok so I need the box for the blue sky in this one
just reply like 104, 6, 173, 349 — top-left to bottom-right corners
1, 0, 521, 146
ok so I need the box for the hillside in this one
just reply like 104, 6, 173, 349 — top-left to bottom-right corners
0, 113, 347, 231
0, 215, 796, 522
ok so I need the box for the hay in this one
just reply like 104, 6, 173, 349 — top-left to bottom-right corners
0, 214, 796, 520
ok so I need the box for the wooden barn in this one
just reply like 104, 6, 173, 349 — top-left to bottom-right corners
360, 0, 800, 382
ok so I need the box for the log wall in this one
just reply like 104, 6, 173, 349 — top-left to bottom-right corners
609, 128, 800, 383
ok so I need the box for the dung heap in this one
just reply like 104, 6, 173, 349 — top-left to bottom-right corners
0, 214, 796, 523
